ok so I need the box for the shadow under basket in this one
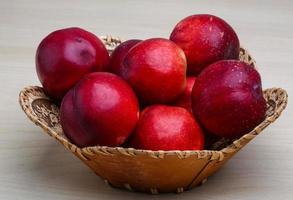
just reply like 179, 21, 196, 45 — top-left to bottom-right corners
19, 36, 288, 194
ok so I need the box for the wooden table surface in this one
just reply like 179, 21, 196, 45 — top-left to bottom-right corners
0, 0, 292, 199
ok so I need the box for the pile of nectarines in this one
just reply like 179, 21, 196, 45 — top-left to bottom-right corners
36, 14, 266, 150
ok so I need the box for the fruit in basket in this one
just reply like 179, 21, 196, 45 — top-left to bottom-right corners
191, 60, 266, 139
170, 14, 240, 75
121, 38, 187, 104
60, 72, 139, 147
173, 77, 196, 113
128, 105, 204, 150
60, 89, 96, 147
36, 27, 110, 101
108, 39, 142, 75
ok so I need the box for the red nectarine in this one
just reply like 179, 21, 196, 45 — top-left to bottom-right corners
108, 39, 141, 75
36, 27, 109, 101
170, 14, 240, 75
128, 105, 204, 151
191, 60, 266, 139
121, 38, 187, 105
60, 72, 139, 147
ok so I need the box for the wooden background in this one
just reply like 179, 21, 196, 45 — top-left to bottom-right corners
0, 0, 292, 199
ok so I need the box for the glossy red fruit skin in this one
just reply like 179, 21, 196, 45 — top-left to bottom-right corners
108, 39, 141, 75
191, 60, 266, 139
60, 89, 96, 147
173, 77, 196, 113
72, 72, 139, 147
170, 14, 240, 75
36, 27, 110, 101
128, 105, 204, 151
122, 38, 187, 105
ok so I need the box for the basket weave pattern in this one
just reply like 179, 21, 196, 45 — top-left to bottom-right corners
19, 36, 288, 194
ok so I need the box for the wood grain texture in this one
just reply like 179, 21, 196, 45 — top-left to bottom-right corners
0, 0, 292, 199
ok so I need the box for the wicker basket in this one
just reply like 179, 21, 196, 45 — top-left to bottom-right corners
19, 36, 288, 194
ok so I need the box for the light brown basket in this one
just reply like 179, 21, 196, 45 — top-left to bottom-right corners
19, 36, 288, 194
